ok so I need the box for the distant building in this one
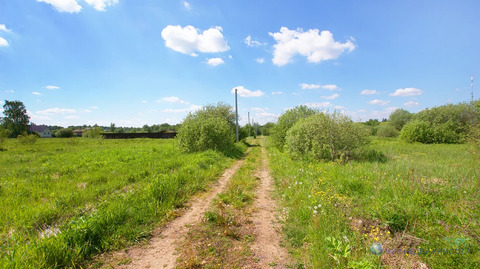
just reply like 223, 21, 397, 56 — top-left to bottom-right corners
73, 129, 84, 137
29, 125, 52, 138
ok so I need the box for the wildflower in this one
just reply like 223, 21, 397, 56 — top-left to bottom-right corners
313, 210, 318, 215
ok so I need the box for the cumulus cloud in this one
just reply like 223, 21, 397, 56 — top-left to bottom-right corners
361, 89, 378, 95
271, 91, 283, 95
390, 88, 423, 97
183, 1, 191, 9
37, 0, 82, 13
161, 25, 229, 56
158, 96, 188, 104
321, 93, 339, 100
300, 83, 339, 91
84, 0, 118, 11
368, 99, 390, 105
305, 102, 332, 108
231, 86, 265, 97
0, 37, 8, 47
162, 105, 202, 113
206, 57, 224, 66
4, 89, 14, 93
269, 27, 355, 66
404, 101, 420, 107
45, 85, 60, 90
32, 91, 42, 95
0, 24, 11, 32
256, 58, 265, 64
36, 108, 76, 115
244, 35, 265, 47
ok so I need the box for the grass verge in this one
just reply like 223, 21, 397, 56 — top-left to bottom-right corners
266, 137, 479, 268
176, 139, 261, 268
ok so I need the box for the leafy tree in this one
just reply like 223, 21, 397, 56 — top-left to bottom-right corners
388, 109, 412, 131
271, 105, 318, 150
177, 103, 236, 153
376, 124, 399, 138
0, 128, 8, 150
110, 123, 116, 133
55, 128, 74, 138
259, 122, 275, 136
82, 127, 103, 138
2, 100, 30, 137
364, 119, 380, 126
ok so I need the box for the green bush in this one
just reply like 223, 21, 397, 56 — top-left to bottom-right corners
271, 105, 317, 151
55, 128, 74, 138
82, 127, 103, 138
17, 132, 39, 145
285, 112, 370, 161
468, 124, 480, 158
177, 103, 236, 153
0, 128, 8, 150
376, 124, 398, 138
399, 120, 433, 143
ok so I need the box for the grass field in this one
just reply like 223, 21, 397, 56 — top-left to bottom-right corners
267, 137, 480, 268
0, 138, 245, 268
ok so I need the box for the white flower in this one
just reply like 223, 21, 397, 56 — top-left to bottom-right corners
313, 210, 318, 214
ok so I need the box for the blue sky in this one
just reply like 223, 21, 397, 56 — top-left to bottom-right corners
1, 0, 479, 127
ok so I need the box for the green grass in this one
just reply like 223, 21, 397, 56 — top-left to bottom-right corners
177, 139, 261, 268
0, 138, 246, 268
267, 137, 480, 268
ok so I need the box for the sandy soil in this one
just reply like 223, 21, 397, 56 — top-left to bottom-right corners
115, 154, 248, 269
249, 143, 291, 268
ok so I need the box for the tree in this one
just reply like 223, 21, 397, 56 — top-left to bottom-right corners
55, 128, 74, 138
110, 123, 116, 133
2, 100, 30, 137
388, 109, 412, 131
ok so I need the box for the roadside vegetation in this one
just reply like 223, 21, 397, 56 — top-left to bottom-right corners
177, 139, 261, 268
0, 138, 246, 268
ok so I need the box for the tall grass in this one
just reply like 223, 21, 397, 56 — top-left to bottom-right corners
0, 138, 246, 268
267, 137, 479, 268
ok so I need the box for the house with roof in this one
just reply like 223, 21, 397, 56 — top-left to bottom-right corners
29, 125, 52, 138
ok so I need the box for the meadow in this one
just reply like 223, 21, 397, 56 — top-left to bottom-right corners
267, 137, 480, 268
0, 138, 245, 268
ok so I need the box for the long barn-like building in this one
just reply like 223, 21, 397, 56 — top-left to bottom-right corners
101, 131, 177, 139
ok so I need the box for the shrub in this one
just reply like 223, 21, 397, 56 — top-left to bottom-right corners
82, 127, 103, 138
285, 112, 370, 161
17, 132, 39, 145
376, 124, 398, 138
55, 128, 74, 138
0, 128, 8, 150
468, 124, 480, 158
271, 105, 317, 151
177, 103, 236, 153
399, 120, 433, 143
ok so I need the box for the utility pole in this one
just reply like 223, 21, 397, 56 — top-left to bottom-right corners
472, 75, 474, 102
248, 112, 251, 137
235, 88, 239, 142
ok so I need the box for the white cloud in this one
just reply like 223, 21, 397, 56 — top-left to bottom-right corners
251, 107, 267, 112
206, 57, 224, 66
4, 89, 14, 93
271, 91, 283, 95
84, 0, 118, 11
36, 108, 76, 115
368, 99, 390, 105
254, 112, 277, 124
84, 109, 92, 113
0, 37, 8, 47
390, 88, 423, 97
0, 24, 11, 32
158, 96, 188, 104
334, 105, 345, 110
141, 100, 147, 103
89, 106, 98, 109
300, 83, 339, 91
256, 58, 265, 64
32, 91, 42, 95
244, 35, 265, 47
231, 86, 265, 97
37, 0, 82, 13
321, 93, 339, 100
269, 27, 355, 66
45, 85, 60, 90
404, 101, 420, 107
361, 89, 378, 95
305, 102, 332, 108
64, 115, 79, 119
161, 25, 229, 56
162, 105, 202, 113
183, 1, 191, 9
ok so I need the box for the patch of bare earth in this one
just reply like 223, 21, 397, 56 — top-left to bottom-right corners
249, 144, 291, 268
108, 152, 249, 269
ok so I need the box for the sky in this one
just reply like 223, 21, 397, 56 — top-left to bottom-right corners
1, 0, 479, 127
